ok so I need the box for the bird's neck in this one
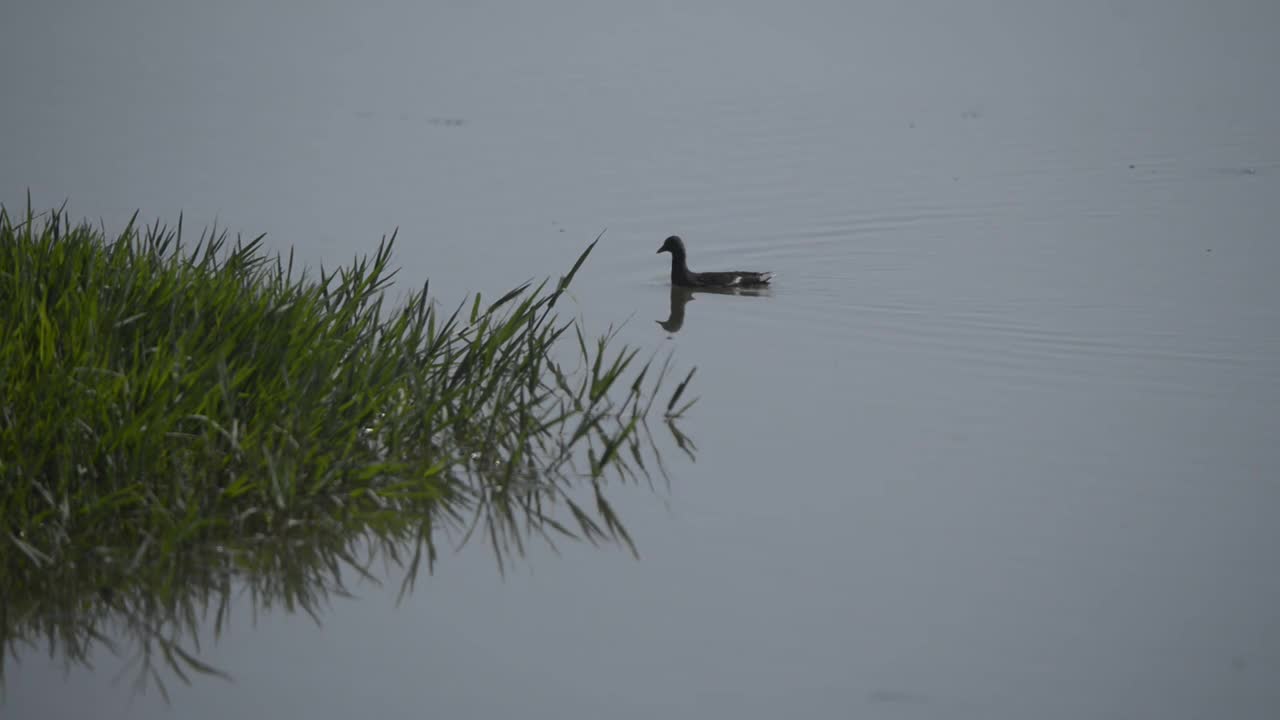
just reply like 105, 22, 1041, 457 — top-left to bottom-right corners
668, 250, 691, 283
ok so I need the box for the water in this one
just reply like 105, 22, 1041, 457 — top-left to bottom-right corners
4, 1, 1279, 718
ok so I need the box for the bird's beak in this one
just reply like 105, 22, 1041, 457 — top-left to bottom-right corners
656, 247, 666, 254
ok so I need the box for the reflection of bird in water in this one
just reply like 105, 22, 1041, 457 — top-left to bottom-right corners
657, 235, 774, 288
658, 286, 695, 333
657, 284, 771, 334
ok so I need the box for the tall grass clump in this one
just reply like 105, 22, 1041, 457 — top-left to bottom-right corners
0, 204, 695, 693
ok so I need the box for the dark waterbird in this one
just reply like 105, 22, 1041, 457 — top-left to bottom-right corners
656, 235, 774, 288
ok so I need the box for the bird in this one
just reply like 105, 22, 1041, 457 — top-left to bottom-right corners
656, 235, 774, 288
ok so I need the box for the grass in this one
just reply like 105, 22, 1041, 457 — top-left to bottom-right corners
0, 203, 697, 697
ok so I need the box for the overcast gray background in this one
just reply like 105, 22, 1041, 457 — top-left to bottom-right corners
3, 1, 1279, 718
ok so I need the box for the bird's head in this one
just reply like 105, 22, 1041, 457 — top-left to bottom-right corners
656, 235, 684, 255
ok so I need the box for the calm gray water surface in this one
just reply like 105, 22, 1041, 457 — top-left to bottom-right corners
4, 1, 1279, 718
